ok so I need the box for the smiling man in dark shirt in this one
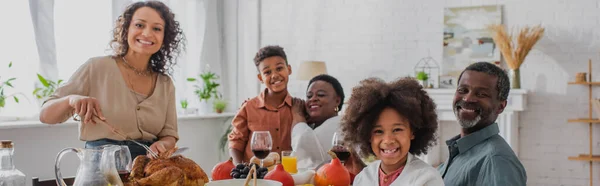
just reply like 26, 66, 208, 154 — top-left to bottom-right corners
438, 62, 527, 186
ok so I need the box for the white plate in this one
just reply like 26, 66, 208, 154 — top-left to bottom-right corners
206, 179, 283, 186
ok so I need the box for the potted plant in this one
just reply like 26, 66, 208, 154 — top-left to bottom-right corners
213, 98, 227, 113
180, 99, 189, 110
0, 62, 23, 114
416, 71, 429, 88
187, 68, 222, 113
32, 73, 63, 106
179, 99, 197, 115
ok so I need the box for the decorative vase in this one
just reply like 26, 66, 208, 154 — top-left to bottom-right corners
419, 80, 429, 88
198, 100, 212, 114
509, 68, 521, 89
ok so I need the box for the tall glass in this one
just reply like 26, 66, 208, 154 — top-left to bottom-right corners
114, 145, 132, 183
331, 132, 351, 164
251, 131, 273, 167
281, 151, 297, 174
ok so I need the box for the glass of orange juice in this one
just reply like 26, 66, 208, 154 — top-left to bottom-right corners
281, 150, 297, 174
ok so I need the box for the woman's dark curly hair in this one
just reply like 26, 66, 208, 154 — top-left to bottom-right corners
110, 1, 185, 76
340, 77, 438, 157
308, 74, 345, 112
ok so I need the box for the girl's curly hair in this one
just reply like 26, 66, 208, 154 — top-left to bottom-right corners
341, 77, 438, 157
110, 1, 185, 76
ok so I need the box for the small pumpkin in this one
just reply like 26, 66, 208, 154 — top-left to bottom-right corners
314, 151, 351, 186
211, 157, 235, 180
264, 164, 295, 186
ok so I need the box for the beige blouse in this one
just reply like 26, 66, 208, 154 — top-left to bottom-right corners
46, 56, 179, 142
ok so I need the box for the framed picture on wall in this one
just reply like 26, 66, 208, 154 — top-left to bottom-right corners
439, 75, 458, 89
443, 5, 502, 81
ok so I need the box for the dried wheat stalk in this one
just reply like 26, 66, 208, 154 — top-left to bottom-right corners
489, 24, 545, 70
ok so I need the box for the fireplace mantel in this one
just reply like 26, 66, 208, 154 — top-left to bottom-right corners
424, 88, 527, 165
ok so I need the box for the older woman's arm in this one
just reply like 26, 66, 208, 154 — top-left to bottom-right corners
292, 121, 326, 169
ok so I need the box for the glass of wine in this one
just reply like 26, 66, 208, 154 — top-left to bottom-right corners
331, 132, 351, 164
115, 145, 132, 183
251, 131, 273, 167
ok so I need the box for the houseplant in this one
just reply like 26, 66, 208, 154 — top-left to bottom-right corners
32, 73, 63, 106
187, 68, 222, 113
489, 24, 545, 88
0, 62, 23, 113
416, 71, 429, 88
213, 98, 227, 113
180, 99, 189, 109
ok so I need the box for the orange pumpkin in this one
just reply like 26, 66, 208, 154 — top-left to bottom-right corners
264, 164, 295, 186
211, 157, 235, 180
314, 151, 351, 186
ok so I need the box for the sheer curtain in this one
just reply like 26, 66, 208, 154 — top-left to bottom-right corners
54, 0, 113, 81
0, 0, 215, 120
0, 0, 40, 118
161, 0, 206, 110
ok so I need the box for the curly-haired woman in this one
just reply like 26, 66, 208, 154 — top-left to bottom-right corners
341, 77, 443, 186
39, 1, 185, 159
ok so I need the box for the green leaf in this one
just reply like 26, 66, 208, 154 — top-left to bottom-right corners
13, 96, 19, 103
186, 78, 197, 82
33, 88, 41, 94
5, 82, 13, 88
8, 62, 12, 68
57, 79, 64, 85
7, 78, 16, 82
37, 74, 50, 87
416, 71, 429, 80
219, 124, 233, 153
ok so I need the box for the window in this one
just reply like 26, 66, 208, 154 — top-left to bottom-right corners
54, 0, 113, 81
0, 1, 40, 117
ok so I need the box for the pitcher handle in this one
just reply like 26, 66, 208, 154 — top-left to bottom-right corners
55, 147, 81, 186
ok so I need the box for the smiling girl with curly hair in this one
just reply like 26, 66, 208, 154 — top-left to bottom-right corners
341, 77, 443, 186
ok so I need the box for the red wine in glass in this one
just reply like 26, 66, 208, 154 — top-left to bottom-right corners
252, 149, 271, 159
251, 131, 273, 167
331, 145, 351, 162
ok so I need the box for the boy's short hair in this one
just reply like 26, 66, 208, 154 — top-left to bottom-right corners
253, 45, 288, 67
340, 77, 438, 157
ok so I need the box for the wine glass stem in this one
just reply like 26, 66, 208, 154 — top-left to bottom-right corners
260, 159, 264, 167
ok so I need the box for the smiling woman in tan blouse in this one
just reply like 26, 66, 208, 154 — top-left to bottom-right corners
39, 1, 185, 159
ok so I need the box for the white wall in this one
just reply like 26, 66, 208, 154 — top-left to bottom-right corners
260, 0, 444, 99
259, 0, 600, 185
0, 116, 232, 186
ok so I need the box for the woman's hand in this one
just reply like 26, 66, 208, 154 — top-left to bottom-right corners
292, 98, 307, 126
148, 136, 177, 158
68, 95, 105, 124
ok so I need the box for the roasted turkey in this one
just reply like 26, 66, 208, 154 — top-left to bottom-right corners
128, 147, 209, 186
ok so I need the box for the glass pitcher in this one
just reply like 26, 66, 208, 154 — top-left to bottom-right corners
55, 145, 132, 186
